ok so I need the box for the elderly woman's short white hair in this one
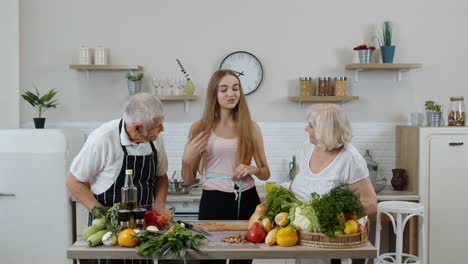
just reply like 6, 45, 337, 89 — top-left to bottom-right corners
123, 93, 164, 128
306, 104, 352, 150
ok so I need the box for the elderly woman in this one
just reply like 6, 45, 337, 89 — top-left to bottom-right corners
290, 104, 377, 264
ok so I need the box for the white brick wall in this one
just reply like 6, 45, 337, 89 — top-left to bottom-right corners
162, 122, 396, 185
62, 122, 396, 186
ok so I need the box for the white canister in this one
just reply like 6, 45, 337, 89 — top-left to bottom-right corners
79, 45, 93, 64
94, 46, 109, 65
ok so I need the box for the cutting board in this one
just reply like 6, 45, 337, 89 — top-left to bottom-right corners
194, 221, 248, 231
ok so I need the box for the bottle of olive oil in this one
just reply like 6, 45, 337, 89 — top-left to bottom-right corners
121, 169, 138, 228
121, 169, 138, 229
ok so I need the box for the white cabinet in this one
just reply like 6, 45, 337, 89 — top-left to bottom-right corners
396, 126, 468, 263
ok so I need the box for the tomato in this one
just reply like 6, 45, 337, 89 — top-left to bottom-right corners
144, 209, 172, 230
246, 222, 266, 243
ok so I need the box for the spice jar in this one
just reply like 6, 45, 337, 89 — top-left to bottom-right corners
299, 77, 307, 96
118, 209, 131, 230
334, 77, 347, 96
318, 78, 325, 96
325, 77, 332, 96
309, 77, 316, 96
448, 96, 465, 126
132, 208, 147, 230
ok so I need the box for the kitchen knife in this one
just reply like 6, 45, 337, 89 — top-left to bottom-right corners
177, 220, 212, 236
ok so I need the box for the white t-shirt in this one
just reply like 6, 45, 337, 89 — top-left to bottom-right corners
290, 142, 369, 201
70, 119, 168, 194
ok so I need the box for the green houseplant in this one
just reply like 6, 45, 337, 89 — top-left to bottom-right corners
126, 72, 144, 95
376, 21, 395, 63
21, 87, 59, 128
425, 100, 443, 127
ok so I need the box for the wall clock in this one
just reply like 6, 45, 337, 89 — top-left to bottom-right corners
219, 51, 263, 95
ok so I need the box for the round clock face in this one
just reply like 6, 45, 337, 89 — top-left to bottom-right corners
219, 51, 263, 95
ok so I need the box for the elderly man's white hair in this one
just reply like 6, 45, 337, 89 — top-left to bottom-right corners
123, 93, 164, 128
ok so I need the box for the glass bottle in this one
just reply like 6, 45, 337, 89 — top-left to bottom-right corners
448, 96, 465, 126
121, 169, 138, 210
363, 149, 378, 181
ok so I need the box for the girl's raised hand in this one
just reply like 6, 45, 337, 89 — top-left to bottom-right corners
182, 131, 209, 164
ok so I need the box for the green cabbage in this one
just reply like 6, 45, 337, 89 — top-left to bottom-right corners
289, 201, 320, 232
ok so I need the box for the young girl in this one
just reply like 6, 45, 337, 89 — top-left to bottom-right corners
181, 69, 270, 264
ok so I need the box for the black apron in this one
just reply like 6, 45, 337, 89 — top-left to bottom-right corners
83, 119, 158, 264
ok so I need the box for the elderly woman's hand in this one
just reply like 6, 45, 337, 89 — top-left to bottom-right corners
232, 164, 259, 181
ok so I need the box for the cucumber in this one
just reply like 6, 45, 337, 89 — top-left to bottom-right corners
83, 217, 107, 239
87, 230, 108, 247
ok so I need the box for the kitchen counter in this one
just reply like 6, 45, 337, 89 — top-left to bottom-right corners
67, 221, 377, 260
166, 186, 418, 203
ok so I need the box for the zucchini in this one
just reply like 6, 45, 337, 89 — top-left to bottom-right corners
87, 230, 108, 247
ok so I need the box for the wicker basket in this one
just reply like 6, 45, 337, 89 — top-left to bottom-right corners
299, 219, 370, 249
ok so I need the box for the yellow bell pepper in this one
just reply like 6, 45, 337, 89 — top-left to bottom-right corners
276, 227, 298, 247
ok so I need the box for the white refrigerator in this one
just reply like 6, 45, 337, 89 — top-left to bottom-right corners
0, 129, 72, 264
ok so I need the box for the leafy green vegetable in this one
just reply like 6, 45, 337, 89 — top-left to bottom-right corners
289, 200, 321, 232
135, 221, 206, 258
312, 185, 363, 237
265, 186, 298, 222
91, 204, 121, 234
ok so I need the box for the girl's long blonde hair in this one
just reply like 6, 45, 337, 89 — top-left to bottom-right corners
191, 69, 259, 166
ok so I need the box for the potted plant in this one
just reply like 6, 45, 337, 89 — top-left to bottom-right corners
176, 59, 195, 95
126, 72, 144, 95
21, 87, 59, 129
425, 100, 443, 127
353, 44, 376, 64
376, 21, 395, 63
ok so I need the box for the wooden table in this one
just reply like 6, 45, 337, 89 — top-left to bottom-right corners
67, 221, 377, 260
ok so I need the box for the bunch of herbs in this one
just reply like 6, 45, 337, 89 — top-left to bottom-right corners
312, 185, 363, 237
135, 221, 206, 258
265, 186, 298, 222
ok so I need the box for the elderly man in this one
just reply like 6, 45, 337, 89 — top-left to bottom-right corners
67, 93, 168, 264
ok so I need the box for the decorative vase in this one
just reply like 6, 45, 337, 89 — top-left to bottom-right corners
33, 117, 46, 129
391, 168, 408, 191
185, 79, 195, 95
380, 45, 396, 63
127, 80, 142, 95
358, 50, 373, 64
426, 111, 442, 127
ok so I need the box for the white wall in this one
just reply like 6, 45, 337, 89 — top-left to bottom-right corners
17, 0, 468, 125
1, 0, 19, 128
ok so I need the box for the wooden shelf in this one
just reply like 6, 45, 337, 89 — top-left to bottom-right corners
345, 63, 422, 71
69, 64, 143, 71
345, 63, 422, 82
288, 96, 359, 103
158, 95, 198, 101
157, 95, 198, 112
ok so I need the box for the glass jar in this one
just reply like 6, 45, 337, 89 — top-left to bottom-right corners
325, 77, 332, 96
299, 77, 306, 96
318, 78, 324, 96
448, 96, 465, 126
334, 77, 347, 96
363, 149, 378, 181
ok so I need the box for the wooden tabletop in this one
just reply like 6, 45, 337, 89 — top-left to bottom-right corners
67, 221, 377, 260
